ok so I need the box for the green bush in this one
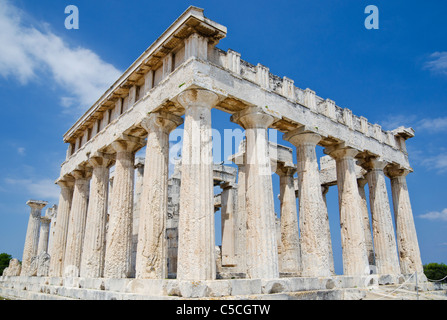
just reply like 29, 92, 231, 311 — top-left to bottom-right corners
0, 253, 12, 275
423, 262, 447, 283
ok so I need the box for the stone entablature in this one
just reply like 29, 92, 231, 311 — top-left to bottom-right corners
59, 6, 412, 182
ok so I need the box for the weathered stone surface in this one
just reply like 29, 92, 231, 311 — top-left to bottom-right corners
231, 106, 279, 279
284, 130, 332, 277
135, 112, 183, 279
361, 158, 400, 276
63, 170, 90, 277
49, 181, 73, 277
2, 259, 21, 276
386, 167, 424, 276
21, 200, 47, 276
326, 146, 369, 276
176, 89, 218, 281
80, 155, 112, 278
104, 138, 143, 278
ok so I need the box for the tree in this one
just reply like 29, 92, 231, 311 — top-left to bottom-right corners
423, 263, 447, 283
0, 253, 12, 275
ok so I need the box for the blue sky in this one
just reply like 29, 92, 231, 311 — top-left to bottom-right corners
0, 0, 446, 275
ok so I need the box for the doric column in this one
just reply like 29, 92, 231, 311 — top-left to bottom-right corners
80, 154, 113, 278
284, 130, 333, 277
21, 200, 47, 276
135, 111, 183, 279
49, 179, 73, 277
386, 167, 424, 276
176, 88, 218, 281
231, 106, 279, 279
357, 178, 375, 266
326, 146, 369, 276
230, 152, 247, 273
104, 137, 143, 278
220, 182, 238, 267
361, 158, 400, 275
37, 216, 51, 254
63, 169, 91, 277
276, 163, 301, 275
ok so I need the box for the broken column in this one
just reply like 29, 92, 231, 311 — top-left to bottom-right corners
21, 200, 47, 276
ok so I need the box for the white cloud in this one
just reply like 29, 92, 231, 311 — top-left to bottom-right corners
380, 114, 418, 131
17, 147, 25, 155
421, 153, 447, 173
381, 114, 447, 134
4, 177, 59, 201
419, 208, 447, 222
417, 117, 447, 133
424, 52, 447, 76
0, 0, 122, 115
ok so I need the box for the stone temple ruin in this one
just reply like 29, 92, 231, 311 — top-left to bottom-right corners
0, 6, 435, 299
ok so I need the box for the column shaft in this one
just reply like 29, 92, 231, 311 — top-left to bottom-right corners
21, 200, 47, 275
221, 182, 237, 267
104, 139, 141, 278
285, 131, 333, 277
234, 159, 247, 273
231, 106, 279, 279
80, 156, 111, 278
49, 181, 73, 276
364, 159, 400, 275
177, 89, 217, 281
136, 112, 183, 279
388, 169, 423, 275
357, 179, 375, 266
277, 166, 301, 275
37, 217, 51, 254
328, 147, 369, 276
63, 171, 90, 277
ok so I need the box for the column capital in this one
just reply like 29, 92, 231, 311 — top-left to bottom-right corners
40, 216, 51, 225
56, 176, 75, 188
231, 106, 276, 129
221, 181, 237, 190
177, 88, 219, 110
276, 162, 297, 177
88, 152, 114, 168
26, 200, 48, 211
71, 167, 92, 180
111, 135, 145, 153
283, 128, 321, 147
325, 145, 359, 160
385, 165, 411, 178
357, 177, 368, 188
358, 157, 388, 172
141, 111, 184, 134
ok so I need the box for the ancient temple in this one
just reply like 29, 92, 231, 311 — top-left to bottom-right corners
0, 6, 428, 300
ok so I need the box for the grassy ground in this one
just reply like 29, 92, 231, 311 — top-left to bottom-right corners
0, 296, 11, 300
